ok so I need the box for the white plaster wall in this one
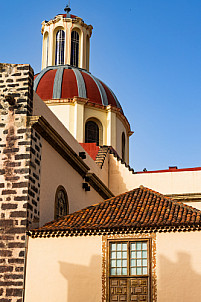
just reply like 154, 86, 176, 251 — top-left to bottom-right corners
116, 116, 128, 163
185, 202, 201, 211
109, 155, 132, 195
47, 103, 74, 135
130, 171, 201, 195
25, 236, 102, 302
156, 231, 201, 302
109, 154, 201, 196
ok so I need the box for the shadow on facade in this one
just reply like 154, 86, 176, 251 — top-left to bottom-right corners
158, 252, 201, 302
59, 255, 101, 302
109, 156, 128, 194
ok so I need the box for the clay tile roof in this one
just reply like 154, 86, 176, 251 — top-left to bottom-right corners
29, 186, 201, 237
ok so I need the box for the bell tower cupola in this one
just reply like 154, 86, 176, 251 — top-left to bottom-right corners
41, 4, 93, 71
35, 4, 133, 165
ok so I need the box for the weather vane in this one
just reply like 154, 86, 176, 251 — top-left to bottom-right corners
64, 1, 71, 17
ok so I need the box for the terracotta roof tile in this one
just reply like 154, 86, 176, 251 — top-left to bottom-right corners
30, 186, 201, 237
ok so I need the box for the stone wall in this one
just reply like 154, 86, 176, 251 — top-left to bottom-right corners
0, 64, 41, 302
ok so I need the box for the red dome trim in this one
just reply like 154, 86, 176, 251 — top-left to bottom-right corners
36, 69, 57, 100
61, 69, 78, 99
100, 81, 117, 108
34, 66, 122, 112
81, 71, 102, 105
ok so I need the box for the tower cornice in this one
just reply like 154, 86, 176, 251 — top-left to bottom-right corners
41, 16, 93, 36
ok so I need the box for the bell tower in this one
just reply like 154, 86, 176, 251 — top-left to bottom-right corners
41, 4, 93, 71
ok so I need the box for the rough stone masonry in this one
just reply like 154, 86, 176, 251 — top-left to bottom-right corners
0, 64, 41, 302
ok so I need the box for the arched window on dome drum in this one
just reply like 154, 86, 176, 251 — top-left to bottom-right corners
71, 31, 79, 67
55, 186, 69, 220
85, 121, 99, 146
122, 132, 126, 162
55, 30, 65, 65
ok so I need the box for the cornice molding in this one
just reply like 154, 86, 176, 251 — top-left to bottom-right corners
44, 97, 133, 134
86, 172, 114, 200
166, 193, 201, 202
28, 223, 201, 238
41, 17, 93, 36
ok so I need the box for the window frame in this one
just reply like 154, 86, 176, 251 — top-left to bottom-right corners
107, 238, 152, 302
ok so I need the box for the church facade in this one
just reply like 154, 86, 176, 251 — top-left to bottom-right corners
1, 5, 201, 302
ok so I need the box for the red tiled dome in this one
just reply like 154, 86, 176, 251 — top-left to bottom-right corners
34, 65, 123, 112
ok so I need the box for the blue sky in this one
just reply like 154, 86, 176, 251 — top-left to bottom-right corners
1, 0, 201, 171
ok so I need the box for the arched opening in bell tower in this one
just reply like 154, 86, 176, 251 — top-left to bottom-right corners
55, 29, 65, 65
70, 30, 80, 67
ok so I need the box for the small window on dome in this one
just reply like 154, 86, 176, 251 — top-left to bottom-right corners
71, 31, 79, 67
85, 121, 99, 146
55, 186, 68, 220
122, 132, 125, 162
55, 30, 65, 65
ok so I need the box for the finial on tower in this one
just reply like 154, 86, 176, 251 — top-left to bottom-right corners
64, 2, 71, 18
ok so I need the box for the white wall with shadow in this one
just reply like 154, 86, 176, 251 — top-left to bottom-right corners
156, 232, 201, 302
59, 255, 102, 302
24, 236, 102, 302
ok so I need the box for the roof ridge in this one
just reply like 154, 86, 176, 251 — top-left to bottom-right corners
139, 185, 201, 213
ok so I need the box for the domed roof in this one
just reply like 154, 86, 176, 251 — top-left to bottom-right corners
34, 65, 123, 112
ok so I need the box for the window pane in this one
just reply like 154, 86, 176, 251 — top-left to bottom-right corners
131, 251, 136, 259
142, 267, 148, 275
136, 242, 141, 250
131, 243, 136, 251
137, 259, 142, 266
122, 251, 127, 258
142, 251, 147, 258
131, 267, 136, 275
122, 267, 127, 275
142, 242, 147, 250
117, 244, 121, 251
137, 267, 142, 275
142, 259, 147, 266
116, 260, 121, 267
137, 251, 141, 258
122, 243, 127, 251
131, 259, 136, 267
110, 268, 116, 275
111, 252, 116, 259
117, 252, 121, 259
111, 244, 116, 251
111, 260, 116, 267
122, 260, 127, 267
116, 268, 121, 275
